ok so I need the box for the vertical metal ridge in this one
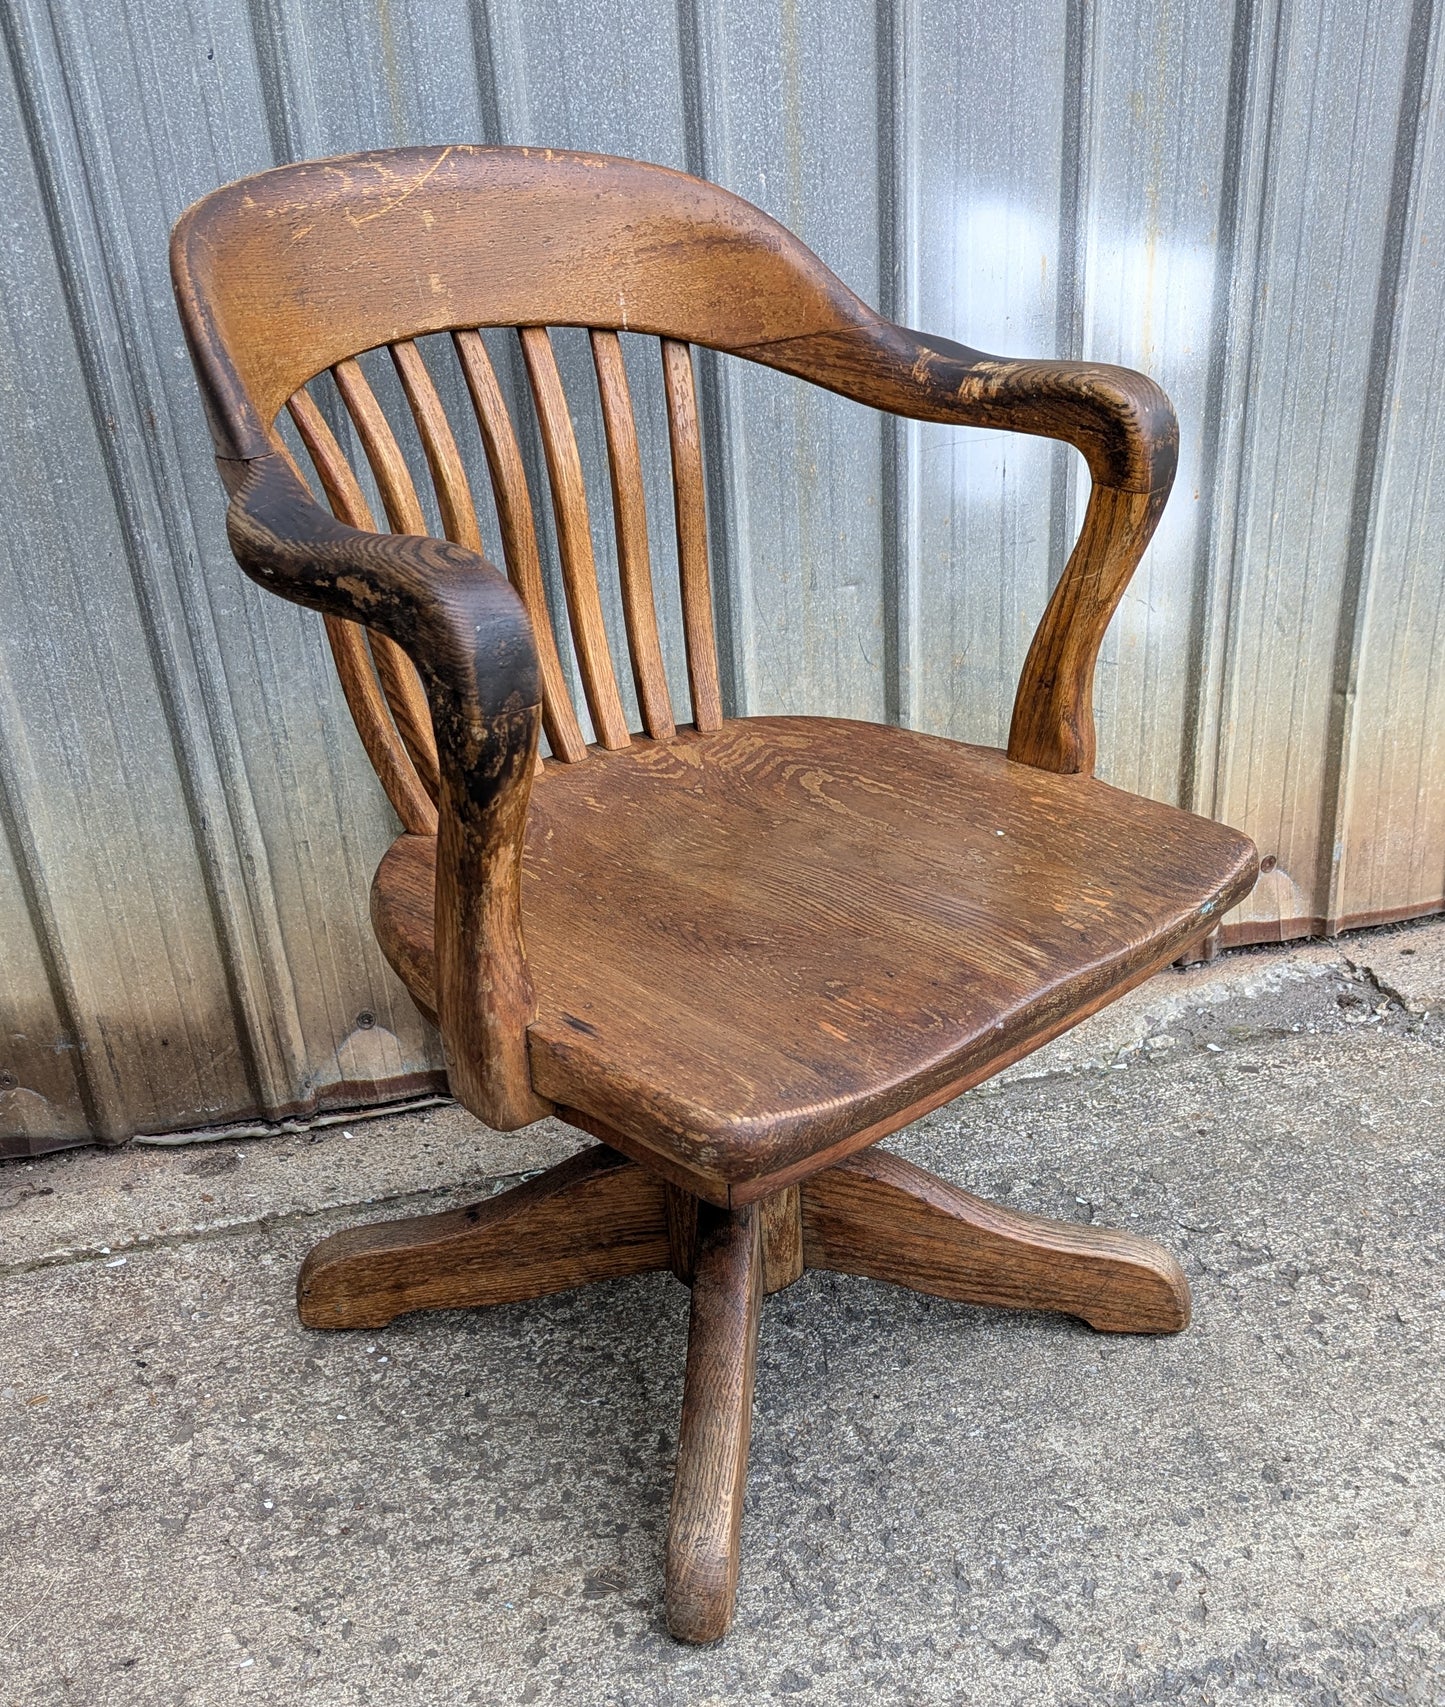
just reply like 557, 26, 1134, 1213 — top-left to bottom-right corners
1047, 0, 1092, 595
678, 0, 750, 717
2, 0, 309, 1117
1320, 0, 1437, 928
1187, 0, 1289, 826
244, 0, 320, 163
878, 0, 920, 729
467, 0, 506, 146
0, 691, 115, 1139
1181, 0, 1268, 817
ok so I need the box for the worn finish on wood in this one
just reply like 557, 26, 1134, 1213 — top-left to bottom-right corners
298, 1145, 669, 1329
221, 451, 548, 1130
802, 1148, 1191, 1333
172, 143, 1258, 1644
372, 718, 1256, 1200
665, 1200, 761, 1644
173, 145, 1180, 775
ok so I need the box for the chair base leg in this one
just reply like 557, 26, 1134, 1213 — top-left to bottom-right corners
800, 1147, 1191, 1333
297, 1145, 671, 1329
293, 1141, 1190, 1640
665, 1201, 762, 1644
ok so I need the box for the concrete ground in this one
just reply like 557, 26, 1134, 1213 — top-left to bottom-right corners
1, 923, 1443, 1707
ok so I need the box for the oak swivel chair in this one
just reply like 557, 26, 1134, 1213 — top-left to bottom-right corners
171, 146, 1258, 1643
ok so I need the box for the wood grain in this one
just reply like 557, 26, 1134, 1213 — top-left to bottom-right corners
665, 1200, 761, 1644
662, 339, 723, 731
664, 1181, 699, 1285
298, 1145, 669, 1329
519, 326, 631, 750
1007, 485, 1168, 775
390, 338, 483, 552
759, 1186, 803, 1293
171, 147, 1170, 489
591, 329, 676, 739
372, 717, 1257, 1198
802, 1148, 1190, 1333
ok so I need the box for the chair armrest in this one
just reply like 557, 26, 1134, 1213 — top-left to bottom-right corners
750, 322, 1179, 774
223, 451, 551, 1129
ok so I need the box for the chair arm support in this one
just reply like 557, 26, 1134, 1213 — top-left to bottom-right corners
222, 450, 551, 1129
745, 321, 1178, 773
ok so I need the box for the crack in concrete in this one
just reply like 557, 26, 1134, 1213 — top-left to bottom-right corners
0, 1167, 540, 1282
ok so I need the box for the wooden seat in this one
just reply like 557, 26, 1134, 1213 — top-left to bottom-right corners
170, 144, 1258, 1645
373, 716, 1254, 1202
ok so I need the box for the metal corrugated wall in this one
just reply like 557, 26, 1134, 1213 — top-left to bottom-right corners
2, 0, 1442, 1151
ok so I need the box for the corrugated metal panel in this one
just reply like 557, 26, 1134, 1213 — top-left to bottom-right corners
1, 0, 1441, 1149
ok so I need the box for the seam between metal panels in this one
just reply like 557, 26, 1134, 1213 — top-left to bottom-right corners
0, 680, 113, 1138
1182, 0, 1265, 818
877, 0, 920, 731
2, 0, 310, 1120
1320, 0, 1437, 928
1047, 0, 1092, 599
678, 0, 750, 718
244, 0, 321, 165
466, 0, 506, 150
1195, 0, 1290, 828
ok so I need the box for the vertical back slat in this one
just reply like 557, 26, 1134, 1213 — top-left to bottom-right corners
590, 330, 675, 740
661, 339, 724, 731
285, 388, 439, 834
331, 357, 443, 796
518, 326, 631, 751
452, 330, 588, 764
389, 340, 484, 552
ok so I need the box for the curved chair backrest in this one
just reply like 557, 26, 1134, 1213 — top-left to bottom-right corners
172, 145, 905, 829
174, 144, 1176, 831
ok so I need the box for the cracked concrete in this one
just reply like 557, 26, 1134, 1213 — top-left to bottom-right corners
1, 920, 1442, 1706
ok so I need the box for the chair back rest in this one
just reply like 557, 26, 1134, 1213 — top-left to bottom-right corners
172, 146, 884, 825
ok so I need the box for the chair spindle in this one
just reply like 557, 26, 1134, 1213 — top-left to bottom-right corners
590, 329, 676, 740
519, 326, 631, 751
389, 340, 484, 554
452, 330, 588, 764
661, 339, 724, 732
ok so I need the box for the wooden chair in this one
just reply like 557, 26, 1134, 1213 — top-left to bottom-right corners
171, 146, 1257, 1642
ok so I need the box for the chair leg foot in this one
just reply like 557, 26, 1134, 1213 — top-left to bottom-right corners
665, 1201, 763, 1644
297, 1145, 671, 1330
801, 1148, 1190, 1334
